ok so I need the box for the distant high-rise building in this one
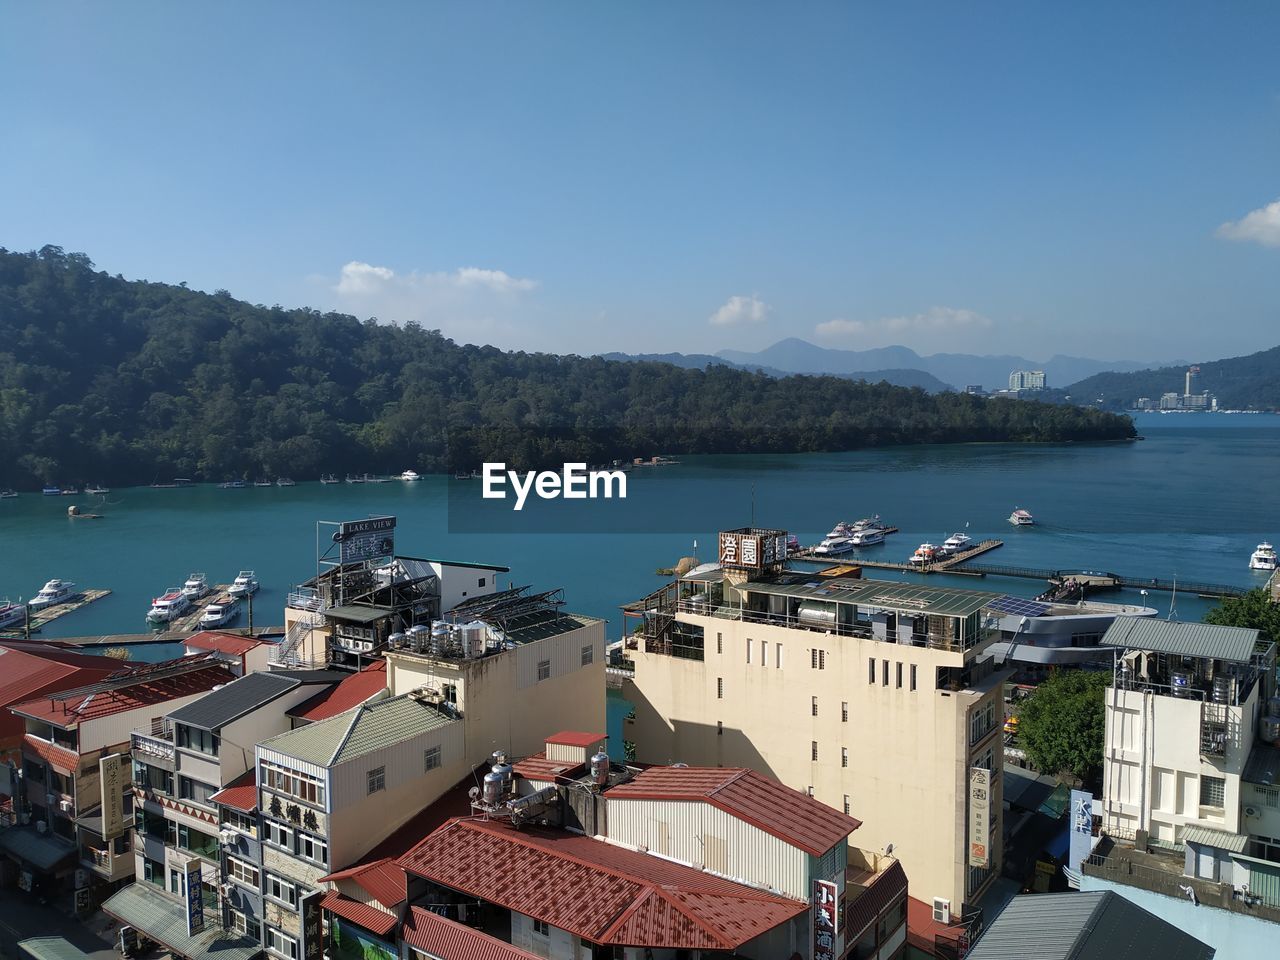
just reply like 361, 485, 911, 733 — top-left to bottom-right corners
1008, 370, 1046, 392
964, 384, 984, 395
1185, 365, 1200, 397
1159, 392, 1182, 410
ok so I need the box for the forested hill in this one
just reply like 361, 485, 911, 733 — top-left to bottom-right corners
0, 246, 1135, 488
1057, 345, 1280, 411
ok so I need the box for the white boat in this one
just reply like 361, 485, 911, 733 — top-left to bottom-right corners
814, 536, 854, 556
147, 589, 192, 624
320, 474, 340, 484
0, 489, 17, 499
198, 598, 240, 629
1009, 508, 1035, 526
84, 485, 109, 495
29, 579, 75, 610
0, 600, 26, 628
182, 573, 209, 600
253, 479, 273, 487
826, 521, 855, 539
276, 477, 296, 487
941, 532, 972, 554
227, 570, 259, 597
400, 470, 421, 481
849, 527, 885, 547
910, 543, 939, 565
851, 515, 883, 531
1250, 542, 1277, 572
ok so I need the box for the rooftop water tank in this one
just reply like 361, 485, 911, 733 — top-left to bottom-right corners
461, 620, 488, 658
482, 771, 504, 806
590, 750, 610, 788
1261, 715, 1280, 746
1212, 674, 1235, 705
1267, 696, 1280, 719
387, 632, 407, 649
407, 624, 430, 652
1171, 670, 1194, 698
796, 600, 837, 627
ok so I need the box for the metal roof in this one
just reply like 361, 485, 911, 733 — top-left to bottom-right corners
965, 891, 1215, 960
166, 671, 305, 730
326, 604, 395, 624
1102, 616, 1260, 663
743, 576, 999, 617
1243, 742, 1280, 786
419, 556, 512, 573
102, 883, 261, 960
0, 826, 77, 871
1182, 826, 1249, 854
320, 891, 398, 938
402, 906, 541, 960
18, 939, 93, 960
259, 693, 456, 767
503, 611, 598, 645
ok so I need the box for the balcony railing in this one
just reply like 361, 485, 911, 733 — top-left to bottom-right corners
131, 731, 175, 764
287, 590, 324, 613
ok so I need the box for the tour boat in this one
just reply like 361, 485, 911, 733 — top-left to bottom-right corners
941, 532, 972, 554
84, 485, 109, 495
826, 521, 855, 540
60, 487, 79, 496
182, 573, 210, 600
910, 543, 939, 565
345, 474, 364, 484
814, 536, 854, 556
227, 570, 260, 597
786, 533, 801, 554
0, 600, 27, 628
276, 477, 296, 487
218, 479, 246, 489
851, 515, 883, 531
0, 489, 17, 499
320, 474, 340, 484
198, 598, 240, 629
400, 470, 421, 481
147, 589, 192, 624
849, 527, 886, 547
41, 485, 61, 496
253, 479, 273, 487
30, 579, 75, 610
1250, 542, 1278, 572
1008, 508, 1035, 526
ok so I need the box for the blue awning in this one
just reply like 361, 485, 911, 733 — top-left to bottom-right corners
1045, 824, 1071, 861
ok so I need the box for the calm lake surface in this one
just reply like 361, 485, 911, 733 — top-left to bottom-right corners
2, 414, 1277, 646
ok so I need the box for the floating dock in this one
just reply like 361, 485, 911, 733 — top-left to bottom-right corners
794, 538, 1002, 575
0, 589, 111, 638
164, 586, 238, 634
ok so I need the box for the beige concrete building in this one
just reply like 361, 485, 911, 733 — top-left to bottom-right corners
621, 528, 1008, 916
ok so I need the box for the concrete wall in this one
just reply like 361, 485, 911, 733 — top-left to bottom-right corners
429, 562, 500, 614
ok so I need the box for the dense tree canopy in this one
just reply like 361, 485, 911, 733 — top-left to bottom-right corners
0, 246, 1136, 487
1017, 670, 1110, 786
1204, 589, 1280, 648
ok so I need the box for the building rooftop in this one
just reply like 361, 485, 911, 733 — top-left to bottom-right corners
1243, 741, 1280, 786
545, 730, 606, 748
512, 753, 585, 783
398, 817, 807, 951
259, 693, 456, 767
498, 610, 598, 645
0, 644, 120, 713
210, 769, 257, 812
743, 574, 1000, 618
319, 892, 397, 938
182, 631, 270, 657
326, 604, 395, 624
1101, 616, 1261, 664
420, 556, 512, 573
166, 670, 334, 730
606, 766, 860, 857
965, 891, 1214, 960
401, 906, 539, 960
1181, 826, 1249, 854
289, 660, 387, 722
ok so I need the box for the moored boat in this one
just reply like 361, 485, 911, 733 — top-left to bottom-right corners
941, 532, 972, 554
84, 485, 109, 495
227, 570, 260, 597
814, 536, 854, 556
253, 478, 273, 487
0, 489, 17, 499
849, 527, 886, 547
0, 600, 27, 628
910, 543, 939, 565
218, 479, 246, 489
29, 579, 76, 609
1250, 542, 1277, 572
320, 474, 340, 484
400, 470, 421, 481
198, 597, 240, 629
42, 485, 61, 496
276, 477, 296, 487
182, 573, 210, 600
147, 589, 192, 624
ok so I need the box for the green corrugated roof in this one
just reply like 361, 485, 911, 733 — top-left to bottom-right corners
101, 884, 260, 960
743, 576, 999, 617
19, 939, 92, 960
259, 693, 456, 766
1182, 826, 1249, 854
1102, 616, 1260, 664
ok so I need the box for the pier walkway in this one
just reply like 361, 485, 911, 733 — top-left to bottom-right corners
0, 589, 111, 639
794, 538, 1003, 575
950, 563, 1246, 598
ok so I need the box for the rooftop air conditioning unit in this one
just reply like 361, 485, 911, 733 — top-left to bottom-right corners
932, 898, 951, 925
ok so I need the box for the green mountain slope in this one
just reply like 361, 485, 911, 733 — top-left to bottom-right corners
1060, 345, 1280, 410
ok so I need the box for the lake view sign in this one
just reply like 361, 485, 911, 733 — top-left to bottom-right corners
334, 516, 396, 563
481, 462, 626, 511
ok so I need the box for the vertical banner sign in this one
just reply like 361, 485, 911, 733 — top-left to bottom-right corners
969, 766, 991, 868
185, 859, 204, 936
1069, 789, 1095, 874
300, 889, 325, 960
99, 753, 125, 840
812, 879, 838, 960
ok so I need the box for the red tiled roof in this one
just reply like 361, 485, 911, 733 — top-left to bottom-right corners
10, 658, 237, 727
320, 892, 397, 938
0, 645, 120, 711
184, 632, 267, 656
290, 660, 387, 722
512, 752, 584, 783
398, 818, 807, 951
402, 907, 541, 960
605, 767, 860, 857
545, 730, 605, 748
210, 769, 257, 812
323, 859, 405, 907
23, 734, 80, 773
906, 895, 965, 953
843, 861, 908, 943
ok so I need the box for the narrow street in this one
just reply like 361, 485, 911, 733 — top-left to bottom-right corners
0, 888, 117, 960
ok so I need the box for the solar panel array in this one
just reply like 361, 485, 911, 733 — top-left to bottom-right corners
987, 595, 1051, 618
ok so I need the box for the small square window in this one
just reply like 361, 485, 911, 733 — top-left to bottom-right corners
842, 701, 849, 722
478, 577, 486, 587
812, 696, 819, 717
811, 741, 819, 761
424, 746, 442, 771
532, 919, 550, 936
1200, 775, 1226, 808
537, 660, 551, 681
717, 678, 724, 699
367, 766, 386, 794
843, 795, 851, 815
581, 644, 594, 666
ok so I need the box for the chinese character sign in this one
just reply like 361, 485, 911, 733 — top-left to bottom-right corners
812, 878, 838, 960
1068, 789, 1094, 873
185, 859, 204, 936
969, 767, 991, 868
300, 889, 325, 960
99, 753, 125, 840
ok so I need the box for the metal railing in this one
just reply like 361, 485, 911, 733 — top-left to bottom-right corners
1084, 847, 1280, 918
131, 731, 175, 763
287, 590, 324, 613
270, 611, 325, 668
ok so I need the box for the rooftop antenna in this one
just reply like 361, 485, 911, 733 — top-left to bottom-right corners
1168, 573, 1178, 621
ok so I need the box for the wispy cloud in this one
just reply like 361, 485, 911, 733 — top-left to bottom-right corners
1215, 199, 1280, 247
709, 294, 770, 327
815, 306, 993, 342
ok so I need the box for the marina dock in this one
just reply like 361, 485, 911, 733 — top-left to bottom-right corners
794, 538, 1003, 575
165, 585, 237, 633
0, 588, 111, 638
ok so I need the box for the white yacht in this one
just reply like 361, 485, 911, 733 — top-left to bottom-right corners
1250, 542, 1277, 572
400, 470, 421, 481
227, 570, 259, 597
910, 543, 939, 565
814, 536, 854, 556
941, 532, 972, 554
147, 589, 191, 624
1009, 508, 1035, 526
826, 521, 855, 539
0, 600, 26, 628
29, 579, 75, 610
182, 573, 209, 600
198, 598, 240, 629
849, 527, 885, 547
851, 515, 883, 531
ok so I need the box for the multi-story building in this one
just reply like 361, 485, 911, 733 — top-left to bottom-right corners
0, 644, 119, 764
622, 528, 1009, 918
1085, 616, 1280, 956
253, 693, 466, 960
1008, 370, 1046, 392
0, 655, 236, 904
108, 670, 346, 960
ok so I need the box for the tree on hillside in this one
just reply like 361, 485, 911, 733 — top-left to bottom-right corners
1017, 670, 1110, 786
1204, 588, 1280, 648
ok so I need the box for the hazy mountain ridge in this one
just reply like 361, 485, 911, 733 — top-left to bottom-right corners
599, 350, 952, 392
1056, 344, 1280, 410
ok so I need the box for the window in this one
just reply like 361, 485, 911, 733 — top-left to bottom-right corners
760, 641, 768, 666
222, 809, 256, 836
169, 867, 181, 895
896, 662, 903, 688
910, 664, 918, 691
537, 659, 551, 681
970, 702, 996, 746
811, 649, 825, 670
266, 927, 298, 960
881, 659, 889, 686
775, 643, 782, 668
842, 747, 848, 768
178, 776, 218, 806
807, 785, 814, 797
716, 632, 723, 654
260, 763, 325, 806
367, 766, 386, 794
177, 823, 219, 858
265, 874, 297, 908
177, 725, 219, 756
868, 658, 876, 684
812, 696, 819, 717
424, 746, 442, 771
297, 833, 327, 865
811, 741, 819, 761
1200, 775, 1226, 808
478, 577, 486, 588
1261, 787, 1280, 809
227, 857, 259, 888
717, 720, 723, 736
841, 701, 848, 722
843, 795, 851, 815
717, 678, 724, 699
264, 820, 292, 850
532, 919, 550, 936
229, 910, 261, 941
142, 857, 164, 888
747, 640, 752, 664
581, 644, 594, 666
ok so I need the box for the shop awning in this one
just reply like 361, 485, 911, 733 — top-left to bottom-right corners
102, 884, 261, 960
0, 826, 77, 872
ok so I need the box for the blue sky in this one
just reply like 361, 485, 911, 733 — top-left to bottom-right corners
2, 2, 1278, 362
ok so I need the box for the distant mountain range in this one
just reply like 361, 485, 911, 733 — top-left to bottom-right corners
605, 338, 1170, 392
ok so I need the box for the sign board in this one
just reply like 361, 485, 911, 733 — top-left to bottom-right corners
812, 878, 838, 960
334, 516, 396, 564
968, 766, 991, 868
718, 528, 787, 572
74, 887, 91, 913
99, 753, 126, 840
300, 889, 325, 960
1069, 789, 1094, 873
185, 859, 204, 937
